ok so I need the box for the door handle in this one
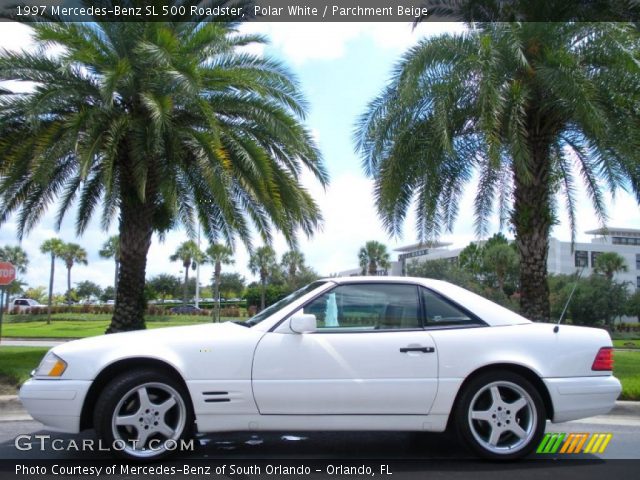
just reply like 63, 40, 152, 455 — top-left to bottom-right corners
400, 346, 435, 353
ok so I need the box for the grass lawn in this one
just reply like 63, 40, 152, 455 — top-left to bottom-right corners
614, 351, 640, 401
0, 346, 638, 400
1, 316, 238, 339
0, 347, 49, 389
613, 339, 640, 349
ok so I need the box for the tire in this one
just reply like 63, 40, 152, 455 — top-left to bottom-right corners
454, 370, 546, 460
93, 369, 194, 461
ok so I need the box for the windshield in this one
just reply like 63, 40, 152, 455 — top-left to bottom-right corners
245, 281, 330, 326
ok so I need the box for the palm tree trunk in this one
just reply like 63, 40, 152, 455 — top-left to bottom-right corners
47, 254, 54, 325
106, 200, 153, 333
183, 267, 189, 306
260, 276, 266, 310
114, 260, 119, 296
66, 266, 72, 303
213, 262, 221, 323
513, 135, 552, 322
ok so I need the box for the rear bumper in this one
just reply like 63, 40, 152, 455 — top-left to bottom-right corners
19, 379, 92, 433
544, 375, 621, 423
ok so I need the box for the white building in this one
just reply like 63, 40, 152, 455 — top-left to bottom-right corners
548, 227, 640, 289
343, 227, 640, 291
396, 240, 465, 276
337, 228, 639, 324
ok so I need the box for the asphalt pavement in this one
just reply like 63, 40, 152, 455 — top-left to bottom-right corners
1, 412, 638, 480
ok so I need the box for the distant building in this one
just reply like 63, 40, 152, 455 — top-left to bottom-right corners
340, 227, 640, 291
548, 228, 640, 289
396, 240, 464, 276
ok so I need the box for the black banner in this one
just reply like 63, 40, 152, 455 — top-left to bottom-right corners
1, 0, 639, 23
2, 459, 640, 480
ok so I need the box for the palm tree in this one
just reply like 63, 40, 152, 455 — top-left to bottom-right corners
358, 241, 391, 276
59, 243, 88, 303
0, 245, 29, 311
0, 3, 328, 333
206, 243, 234, 322
171, 241, 204, 306
593, 252, 628, 281
281, 250, 305, 284
249, 246, 277, 310
356, 23, 640, 321
40, 238, 65, 324
99, 236, 120, 297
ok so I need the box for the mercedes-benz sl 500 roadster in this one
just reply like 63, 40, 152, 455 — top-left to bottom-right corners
20, 277, 621, 460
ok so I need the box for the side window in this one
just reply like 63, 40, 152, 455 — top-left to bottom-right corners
301, 283, 421, 331
421, 288, 479, 327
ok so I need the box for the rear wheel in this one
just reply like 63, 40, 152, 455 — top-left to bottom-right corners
94, 369, 194, 460
455, 370, 546, 460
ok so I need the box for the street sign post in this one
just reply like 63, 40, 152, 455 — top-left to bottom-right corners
0, 262, 17, 345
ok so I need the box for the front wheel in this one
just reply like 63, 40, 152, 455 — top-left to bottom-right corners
455, 370, 546, 460
94, 369, 194, 461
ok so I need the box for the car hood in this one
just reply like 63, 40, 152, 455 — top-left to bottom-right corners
51, 321, 248, 357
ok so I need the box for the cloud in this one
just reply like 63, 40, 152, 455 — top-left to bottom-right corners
240, 22, 465, 65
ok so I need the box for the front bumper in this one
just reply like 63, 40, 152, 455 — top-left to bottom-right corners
19, 379, 92, 433
544, 375, 622, 423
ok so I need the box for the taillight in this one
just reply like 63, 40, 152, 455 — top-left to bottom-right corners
592, 347, 614, 371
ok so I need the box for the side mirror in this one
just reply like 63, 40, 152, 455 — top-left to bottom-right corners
289, 314, 317, 334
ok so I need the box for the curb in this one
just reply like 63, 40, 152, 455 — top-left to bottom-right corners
0, 395, 31, 421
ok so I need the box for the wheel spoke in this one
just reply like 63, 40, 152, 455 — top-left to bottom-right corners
137, 387, 152, 410
135, 427, 152, 450
489, 386, 502, 407
157, 396, 176, 414
471, 410, 493, 422
488, 426, 502, 446
508, 423, 527, 439
508, 397, 528, 413
156, 421, 175, 439
115, 414, 139, 427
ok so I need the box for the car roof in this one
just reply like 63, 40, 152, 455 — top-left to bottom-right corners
320, 276, 531, 327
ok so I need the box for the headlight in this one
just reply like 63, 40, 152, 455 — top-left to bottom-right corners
34, 352, 67, 378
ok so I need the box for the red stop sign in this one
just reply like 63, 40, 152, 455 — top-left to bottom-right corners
0, 262, 16, 286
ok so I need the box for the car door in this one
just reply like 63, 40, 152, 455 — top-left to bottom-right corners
252, 282, 438, 415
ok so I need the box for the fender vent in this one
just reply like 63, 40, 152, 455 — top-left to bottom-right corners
203, 391, 231, 403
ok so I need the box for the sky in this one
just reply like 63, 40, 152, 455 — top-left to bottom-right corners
0, 21, 639, 295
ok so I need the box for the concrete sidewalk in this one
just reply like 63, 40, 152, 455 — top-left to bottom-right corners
0, 339, 69, 347
0, 395, 30, 422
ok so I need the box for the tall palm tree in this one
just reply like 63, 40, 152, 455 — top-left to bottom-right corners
0, 245, 29, 311
40, 238, 65, 324
0, 2, 328, 333
358, 241, 391, 276
206, 243, 234, 322
59, 243, 88, 303
249, 246, 277, 310
171, 240, 204, 306
40, 238, 64, 325
99, 236, 120, 297
356, 22, 640, 321
281, 250, 305, 284
593, 252, 628, 281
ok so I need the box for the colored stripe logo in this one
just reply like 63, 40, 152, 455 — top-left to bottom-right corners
537, 433, 612, 454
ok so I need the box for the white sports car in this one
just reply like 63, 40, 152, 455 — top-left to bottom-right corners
20, 277, 621, 460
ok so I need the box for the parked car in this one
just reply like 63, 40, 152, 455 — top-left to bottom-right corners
20, 277, 620, 461
10, 298, 46, 313
169, 305, 203, 314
